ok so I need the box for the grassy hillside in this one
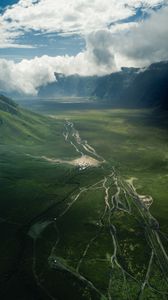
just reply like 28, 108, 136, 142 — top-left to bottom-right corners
0, 96, 80, 299
0, 94, 58, 144
0, 94, 18, 115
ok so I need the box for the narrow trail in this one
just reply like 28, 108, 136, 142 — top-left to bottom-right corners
28, 120, 168, 300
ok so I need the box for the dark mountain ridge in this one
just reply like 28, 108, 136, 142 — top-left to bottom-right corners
121, 61, 168, 109
38, 61, 168, 109
39, 73, 98, 98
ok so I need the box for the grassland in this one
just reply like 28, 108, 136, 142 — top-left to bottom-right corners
0, 103, 168, 299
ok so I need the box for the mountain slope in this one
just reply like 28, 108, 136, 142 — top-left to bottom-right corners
0, 95, 58, 144
93, 67, 139, 104
0, 94, 18, 115
122, 61, 168, 109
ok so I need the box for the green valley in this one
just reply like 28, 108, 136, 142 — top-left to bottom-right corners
0, 95, 168, 299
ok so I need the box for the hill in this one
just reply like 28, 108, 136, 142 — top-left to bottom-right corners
0, 94, 18, 115
0, 95, 60, 144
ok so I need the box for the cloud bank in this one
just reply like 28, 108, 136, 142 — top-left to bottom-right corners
114, 5, 168, 66
0, 49, 117, 95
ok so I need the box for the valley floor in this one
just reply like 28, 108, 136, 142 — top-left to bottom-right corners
0, 105, 168, 299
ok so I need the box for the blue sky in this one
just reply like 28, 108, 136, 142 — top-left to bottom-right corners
0, 0, 86, 60
0, 0, 167, 95
0, 0, 19, 8
0, 31, 85, 61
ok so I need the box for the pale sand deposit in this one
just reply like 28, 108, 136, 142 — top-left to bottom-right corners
40, 155, 100, 168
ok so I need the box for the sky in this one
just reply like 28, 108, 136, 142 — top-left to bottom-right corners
0, 0, 168, 95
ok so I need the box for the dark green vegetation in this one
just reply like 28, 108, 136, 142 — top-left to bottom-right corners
0, 95, 168, 299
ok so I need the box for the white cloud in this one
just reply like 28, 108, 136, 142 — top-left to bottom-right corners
84, 6, 168, 70
0, 57, 57, 95
0, 18, 34, 48
114, 6, 168, 66
0, 0, 166, 46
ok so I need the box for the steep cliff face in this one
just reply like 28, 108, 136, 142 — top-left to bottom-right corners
121, 61, 168, 108
39, 73, 98, 98
38, 61, 168, 109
